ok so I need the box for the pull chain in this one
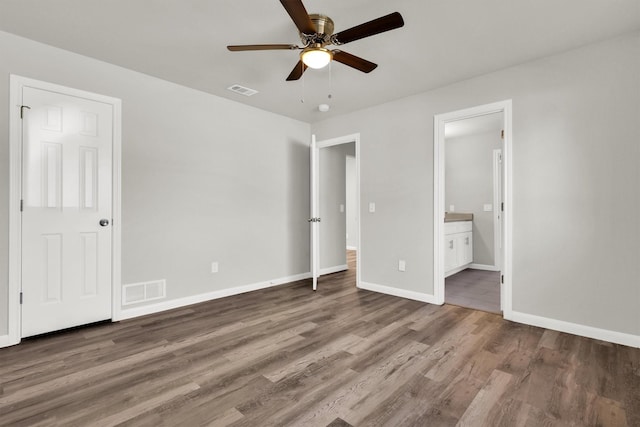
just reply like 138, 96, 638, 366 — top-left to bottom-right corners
328, 61, 333, 100
301, 63, 305, 104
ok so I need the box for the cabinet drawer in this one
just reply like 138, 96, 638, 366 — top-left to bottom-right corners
444, 220, 472, 234
459, 221, 472, 232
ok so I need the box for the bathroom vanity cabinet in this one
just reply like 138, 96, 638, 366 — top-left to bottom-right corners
444, 220, 473, 277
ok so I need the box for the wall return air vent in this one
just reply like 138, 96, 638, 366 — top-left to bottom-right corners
123, 279, 166, 306
227, 84, 258, 97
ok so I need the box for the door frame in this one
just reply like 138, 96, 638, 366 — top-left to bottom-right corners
433, 100, 513, 317
7, 75, 122, 346
493, 148, 503, 272
312, 133, 361, 289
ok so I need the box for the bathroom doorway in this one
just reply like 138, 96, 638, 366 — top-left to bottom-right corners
444, 113, 502, 313
433, 100, 513, 317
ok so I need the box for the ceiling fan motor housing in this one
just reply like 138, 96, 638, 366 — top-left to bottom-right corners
300, 14, 335, 45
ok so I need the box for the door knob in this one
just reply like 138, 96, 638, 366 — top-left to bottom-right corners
99, 219, 110, 227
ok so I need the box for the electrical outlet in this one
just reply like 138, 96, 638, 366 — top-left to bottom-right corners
211, 262, 219, 273
449, 205, 455, 212
483, 204, 493, 212
340, 204, 345, 213
398, 260, 406, 272
369, 202, 376, 213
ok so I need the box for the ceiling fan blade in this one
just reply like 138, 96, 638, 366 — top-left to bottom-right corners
286, 60, 308, 81
332, 50, 377, 73
332, 12, 404, 45
227, 44, 299, 51
280, 0, 316, 34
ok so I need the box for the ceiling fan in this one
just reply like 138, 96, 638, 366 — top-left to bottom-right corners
227, 0, 405, 81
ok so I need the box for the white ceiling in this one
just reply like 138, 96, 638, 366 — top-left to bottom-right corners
1, 0, 638, 123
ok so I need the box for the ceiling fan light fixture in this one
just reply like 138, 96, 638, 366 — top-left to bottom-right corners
301, 47, 332, 69
228, 1, 405, 81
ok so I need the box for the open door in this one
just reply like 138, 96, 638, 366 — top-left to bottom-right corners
310, 134, 361, 292
494, 148, 504, 310
310, 135, 320, 291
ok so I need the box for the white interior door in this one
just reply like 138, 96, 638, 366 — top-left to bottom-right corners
21, 86, 113, 337
310, 135, 320, 291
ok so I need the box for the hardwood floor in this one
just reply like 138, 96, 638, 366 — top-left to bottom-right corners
445, 269, 501, 314
1, 252, 638, 426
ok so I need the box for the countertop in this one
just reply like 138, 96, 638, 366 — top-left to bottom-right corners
444, 212, 473, 222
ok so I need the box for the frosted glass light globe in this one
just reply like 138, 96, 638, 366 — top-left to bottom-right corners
301, 48, 332, 69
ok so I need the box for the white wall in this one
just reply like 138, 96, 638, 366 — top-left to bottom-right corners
1, 29, 638, 347
446, 129, 502, 266
0, 31, 311, 336
312, 32, 640, 341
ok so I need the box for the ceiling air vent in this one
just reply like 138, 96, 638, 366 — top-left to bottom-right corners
227, 84, 258, 97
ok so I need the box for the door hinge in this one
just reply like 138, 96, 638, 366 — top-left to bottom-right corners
20, 199, 23, 212
501, 202, 504, 212
20, 292, 23, 304
501, 129, 504, 139
20, 105, 31, 119
501, 275, 504, 284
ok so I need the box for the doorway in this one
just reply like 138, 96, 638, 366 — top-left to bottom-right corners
443, 113, 503, 313
310, 134, 361, 291
433, 100, 513, 317
8, 76, 122, 345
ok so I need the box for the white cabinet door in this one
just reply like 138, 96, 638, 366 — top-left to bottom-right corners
458, 232, 473, 266
444, 222, 473, 277
444, 235, 457, 272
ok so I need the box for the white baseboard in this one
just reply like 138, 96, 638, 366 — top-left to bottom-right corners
346, 246, 357, 251
320, 264, 348, 276
358, 281, 439, 304
506, 310, 640, 349
444, 263, 471, 278
116, 272, 312, 321
469, 263, 500, 272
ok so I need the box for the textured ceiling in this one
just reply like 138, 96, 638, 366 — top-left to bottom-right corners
0, 0, 638, 123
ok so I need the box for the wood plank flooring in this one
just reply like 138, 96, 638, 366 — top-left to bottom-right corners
1, 252, 638, 426
445, 269, 501, 314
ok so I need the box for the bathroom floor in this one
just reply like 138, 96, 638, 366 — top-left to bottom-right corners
445, 269, 501, 313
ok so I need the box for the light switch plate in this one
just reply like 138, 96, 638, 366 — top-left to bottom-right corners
449, 205, 455, 212
483, 204, 493, 212
211, 262, 219, 273
398, 260, 406, 271
340, 204, 345, 213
